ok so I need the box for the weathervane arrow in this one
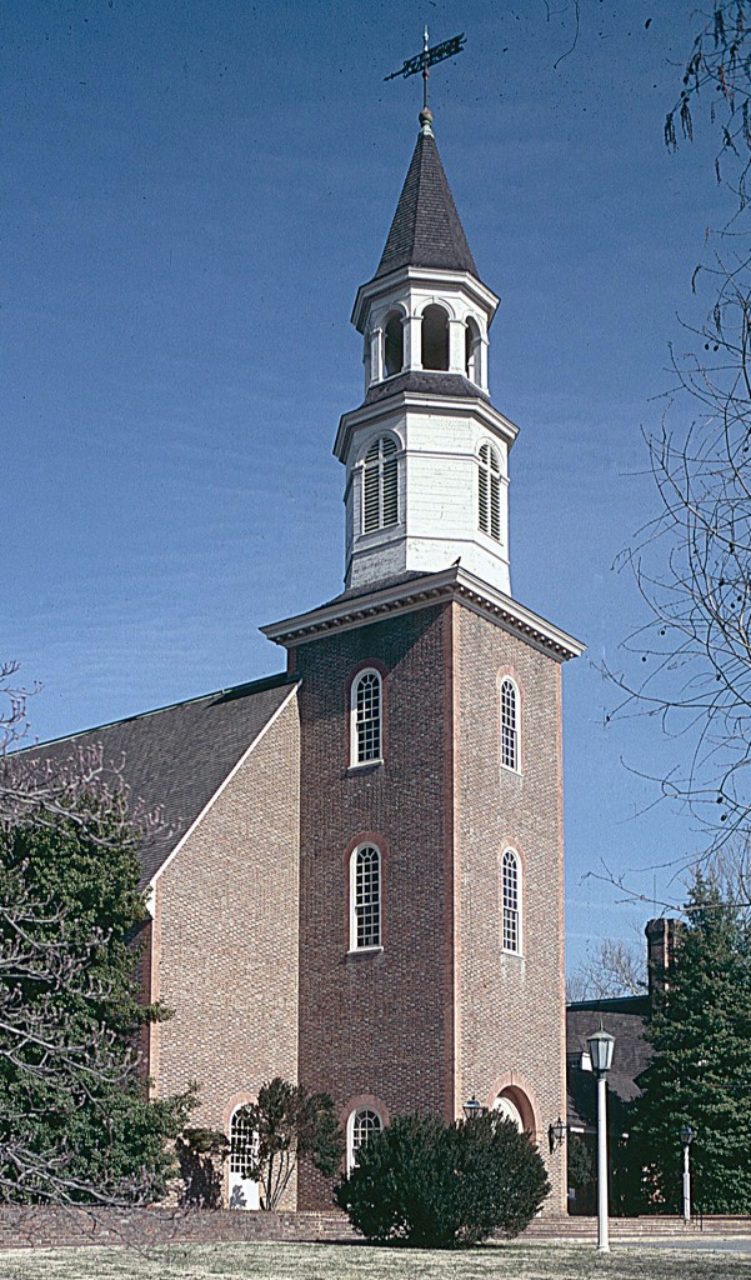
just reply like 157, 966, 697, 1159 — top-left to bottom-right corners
384, 27, 466, 113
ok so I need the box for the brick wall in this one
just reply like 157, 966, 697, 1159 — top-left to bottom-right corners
454, 604, 567, 1212
294, 604, 454, 1208
152, 692, 300, 1208
291, 594, 569, 1214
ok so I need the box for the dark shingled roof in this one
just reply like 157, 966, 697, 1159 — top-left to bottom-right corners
15, 672, 299, 886
363, 371, 489, 406
566, 997, 652, 1131
375, 130, 478, 279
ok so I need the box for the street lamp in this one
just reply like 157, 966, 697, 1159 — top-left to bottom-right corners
548, 1116, 567, 1153
587, 1025, 615, 1254
680, 1124, 694, 1224
463, 1095, 486, 1120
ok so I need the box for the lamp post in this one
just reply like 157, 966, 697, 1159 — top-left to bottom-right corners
587, 1025, 615, 1254
548, 1116, 567, 1154
680, 1124, 694, 1224
463, 1095, 487, 1120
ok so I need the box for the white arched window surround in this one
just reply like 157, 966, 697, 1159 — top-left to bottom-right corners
361, 434, 400, 535
501, 848, 522, 955
382, 309, 405, 378
346, 1106, 383, 1173
478, 441, 502, 543
465, 315, 482, 383
228, 1104, 260, 1210
349, 666, 384, 767
499, 675, 520, 773
349, 842, 382, 952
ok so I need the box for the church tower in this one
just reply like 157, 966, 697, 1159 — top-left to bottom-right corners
263, 107, 583, 1216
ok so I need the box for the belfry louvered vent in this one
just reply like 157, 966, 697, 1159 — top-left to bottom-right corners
363, 436, 399, 533
478, 443, 501, 542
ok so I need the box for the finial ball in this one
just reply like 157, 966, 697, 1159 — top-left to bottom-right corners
419, 105, 434, 133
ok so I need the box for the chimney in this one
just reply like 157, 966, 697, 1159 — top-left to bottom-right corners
645, 918, 680, 999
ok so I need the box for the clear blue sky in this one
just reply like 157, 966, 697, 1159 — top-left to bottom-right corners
3, 0, 727, 973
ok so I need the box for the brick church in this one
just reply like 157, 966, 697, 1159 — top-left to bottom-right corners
29, 106, 586, 1214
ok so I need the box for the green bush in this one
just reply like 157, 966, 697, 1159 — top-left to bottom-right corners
334, 1112, 550, 1247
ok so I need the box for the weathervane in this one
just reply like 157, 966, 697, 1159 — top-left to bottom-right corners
384, 27, 466, 116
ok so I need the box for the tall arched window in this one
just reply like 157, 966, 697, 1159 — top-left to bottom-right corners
350, 668, 383, 765
347, 1108, 383, 1172
500, 677, 518, 771
422, 304, 449, 370
478, 443, 501, 542
350, 844, 382, 950
502, 849, 521, 954
383, 312, 404, 377
363, 436, 398, 533
228, 1106, 260, 1210
465, 316, 481, 382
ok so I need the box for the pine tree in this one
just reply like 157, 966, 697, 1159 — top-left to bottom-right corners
628, 874, 751, 1213
0, 754, 194, 1204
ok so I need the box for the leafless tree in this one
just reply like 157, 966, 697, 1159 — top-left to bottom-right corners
0, 663, 189, 1208
604, 3, 751, 907
566, 936, 647, 1003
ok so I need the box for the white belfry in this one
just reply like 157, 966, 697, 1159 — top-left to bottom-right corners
334, 110, 516, 596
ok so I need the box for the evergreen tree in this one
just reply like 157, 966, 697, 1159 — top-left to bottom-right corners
628, 874, 751, 1213
0, 748, 194, 1204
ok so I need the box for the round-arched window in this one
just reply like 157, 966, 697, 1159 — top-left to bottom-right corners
478, 443, 502, 542
348, 1108, 383, 1171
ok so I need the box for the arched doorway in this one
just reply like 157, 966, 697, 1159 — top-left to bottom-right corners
493, 1086, 535, 1136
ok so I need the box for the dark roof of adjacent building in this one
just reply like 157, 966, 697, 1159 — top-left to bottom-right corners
363, 371, 489, 406
12, 672, 299, 886
566, 996, 652, 1131
375, 129, 478, 279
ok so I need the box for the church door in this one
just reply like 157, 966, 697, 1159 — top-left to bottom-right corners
228, 1106, 260, 1210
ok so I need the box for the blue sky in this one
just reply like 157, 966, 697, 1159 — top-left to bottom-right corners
3, 0, 729, 973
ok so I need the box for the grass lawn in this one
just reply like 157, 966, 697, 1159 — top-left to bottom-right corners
0, 1240, 749, 1280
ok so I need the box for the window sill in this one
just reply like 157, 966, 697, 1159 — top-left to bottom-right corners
346, 946, 384, 958
347, 759, 384, 775
501, 947, 523, 959
500, 764, 522, 778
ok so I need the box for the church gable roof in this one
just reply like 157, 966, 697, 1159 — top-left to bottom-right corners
15, 672, 299, 886
375, 130, 478, 279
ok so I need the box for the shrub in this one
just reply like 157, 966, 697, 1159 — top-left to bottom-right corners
334, 1111, 550, 1247
176, 1127, 229, 1209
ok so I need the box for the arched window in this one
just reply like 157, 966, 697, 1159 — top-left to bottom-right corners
347, 1107, 383, 1171
500, 677, 518, 771
350, 668, 383, 765
465, 316, 481, 382
422, 304, 449, 370
350, 844, 382, 950
228, 1106, 260, 1210
502, 849, 521, 954
363, 436, 398, 533
383, 312, 404, 377
478, 443, 501, 542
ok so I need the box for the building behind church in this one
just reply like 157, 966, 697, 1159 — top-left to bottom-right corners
24, 104, 588, 1214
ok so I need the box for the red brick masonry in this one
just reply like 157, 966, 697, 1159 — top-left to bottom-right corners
0, 1208, 748, 1251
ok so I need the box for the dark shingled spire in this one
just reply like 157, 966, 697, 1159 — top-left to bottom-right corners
376, 126, 478, 279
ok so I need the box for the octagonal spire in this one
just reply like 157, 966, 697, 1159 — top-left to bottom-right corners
375, 125, 478, 279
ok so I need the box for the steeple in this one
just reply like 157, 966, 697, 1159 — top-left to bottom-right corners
375, 121, 478, 280
334, 116, 518, 597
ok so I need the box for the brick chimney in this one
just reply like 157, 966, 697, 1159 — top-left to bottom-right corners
645, 918, 680, 999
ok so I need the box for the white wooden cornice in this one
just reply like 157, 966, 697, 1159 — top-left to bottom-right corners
261, 567, 584, 664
